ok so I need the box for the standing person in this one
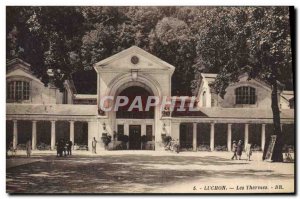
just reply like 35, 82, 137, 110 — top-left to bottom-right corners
174, 139, 180, 153
56, 141, 60, 157
92, 137, 97, 154
63, 139, 68, 156
245, 143, 252, 161
231, 140, 238, 160
59, 139, 64, 157
26, 139, 32, 158
8, 141, 16, 157
237, 140, 243, 160
67, 140, 73, 155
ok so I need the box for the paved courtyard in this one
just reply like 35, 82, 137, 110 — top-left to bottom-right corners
6, 151, 294, 194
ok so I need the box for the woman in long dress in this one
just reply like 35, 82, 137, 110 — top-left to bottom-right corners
236, 140, 243, 160
26, 140, 32, 158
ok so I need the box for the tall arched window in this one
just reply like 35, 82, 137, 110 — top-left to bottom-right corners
235, 86, 256, 105
202, 91, 206, 107
7, 81, 30, 102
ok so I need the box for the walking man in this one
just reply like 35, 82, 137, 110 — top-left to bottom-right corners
174, 139, 180, 153
56, 141, 59, 157
92, 137, 97, 154
231, 140, 237, 160
67, 140, 73, 155
58, 139, 64, 157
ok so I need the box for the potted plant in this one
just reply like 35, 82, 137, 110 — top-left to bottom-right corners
101, 133, 112, 150
162, 135, 172, 150
162, 135, 172, 145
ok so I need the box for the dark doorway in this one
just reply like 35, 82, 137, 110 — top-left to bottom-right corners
74, 122, 88, 145
180, 123, 193, 150
17, 120, 32, 149
129, 125, 141, 150
37, 121, 51, 150
232, 123, 245, 144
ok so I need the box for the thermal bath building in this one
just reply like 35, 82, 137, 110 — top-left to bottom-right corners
6, 46, 295, 152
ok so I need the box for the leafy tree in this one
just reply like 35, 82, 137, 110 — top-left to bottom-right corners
246, 7, 292, 162
7, 6, 293, 102
194, 7, 292, 162
7, 7, 49, 84
150, 17, 196, 95
31, 7, 85, 90
7, 6, 85, 90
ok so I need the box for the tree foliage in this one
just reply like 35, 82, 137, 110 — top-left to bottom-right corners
6, 6, 292, 97
194, 7, 292, 162
7, 6, 293, 161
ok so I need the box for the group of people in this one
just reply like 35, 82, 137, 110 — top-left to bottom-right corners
56, 139, 73, 157
231, 140, 252, 161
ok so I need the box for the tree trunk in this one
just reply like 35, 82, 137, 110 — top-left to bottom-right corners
270, 78, 283, 162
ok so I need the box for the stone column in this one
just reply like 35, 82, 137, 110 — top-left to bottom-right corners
244, 124, 249, 150
32, 121, 37, 150
124, 123, 129, 136
13, 120, 18, 149
210, 123, 215, 151
51, 121, 56, 150
88, 121, 102, 151
69, 121, 75, 145
227, 124, 232, 151
261, 124, 266, 151
193, 123, 197, 152
124, 123, 129, 150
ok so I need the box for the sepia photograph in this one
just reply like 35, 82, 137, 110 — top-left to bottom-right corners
5, 5, 295, 194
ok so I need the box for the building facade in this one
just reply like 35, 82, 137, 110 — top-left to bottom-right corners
6, 46, 295, 152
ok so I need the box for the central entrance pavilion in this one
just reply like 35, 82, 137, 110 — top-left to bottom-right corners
92, 46, 175, 151
116, 86, 155, 150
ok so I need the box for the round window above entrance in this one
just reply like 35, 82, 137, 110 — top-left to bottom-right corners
131, 56, 139, 65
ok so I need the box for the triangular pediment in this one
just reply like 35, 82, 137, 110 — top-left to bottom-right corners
6, 59, 45, 85
6, 58, 31, 74
196, 72, 277, 97
94, 46, 175, 73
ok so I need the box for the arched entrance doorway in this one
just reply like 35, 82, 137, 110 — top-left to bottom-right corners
116, 85, 155, 150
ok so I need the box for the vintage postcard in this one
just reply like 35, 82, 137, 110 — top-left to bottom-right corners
6, 6, 295, 194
